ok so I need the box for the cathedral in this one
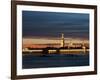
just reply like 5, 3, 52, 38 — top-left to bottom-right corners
60, 33, 65, 47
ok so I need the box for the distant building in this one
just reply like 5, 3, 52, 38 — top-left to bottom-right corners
22, 33, 89, 49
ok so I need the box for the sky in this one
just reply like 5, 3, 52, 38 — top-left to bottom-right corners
22, 11, 89, 39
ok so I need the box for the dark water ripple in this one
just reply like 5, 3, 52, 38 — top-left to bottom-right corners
22, 53, 89, 69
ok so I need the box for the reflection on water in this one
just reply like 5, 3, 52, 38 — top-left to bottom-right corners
22, 52, 89, 69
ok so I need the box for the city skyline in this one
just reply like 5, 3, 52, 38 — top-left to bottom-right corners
22, 10, 90, 69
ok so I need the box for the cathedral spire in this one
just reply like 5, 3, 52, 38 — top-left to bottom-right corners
62, 33, 64, 38
60, 33, 65, 47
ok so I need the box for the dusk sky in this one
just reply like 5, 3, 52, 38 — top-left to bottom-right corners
22, 11, 89, 39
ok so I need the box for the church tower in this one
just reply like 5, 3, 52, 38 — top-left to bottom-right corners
60, 33, 65, 47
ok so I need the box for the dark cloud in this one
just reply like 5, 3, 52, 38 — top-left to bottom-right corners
22, 11, 89, 38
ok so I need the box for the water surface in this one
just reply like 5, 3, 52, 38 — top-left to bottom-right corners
22, 52, 89, 69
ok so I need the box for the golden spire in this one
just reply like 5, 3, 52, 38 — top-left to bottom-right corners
60, 33, 65, 47
62, 33, 64, 39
